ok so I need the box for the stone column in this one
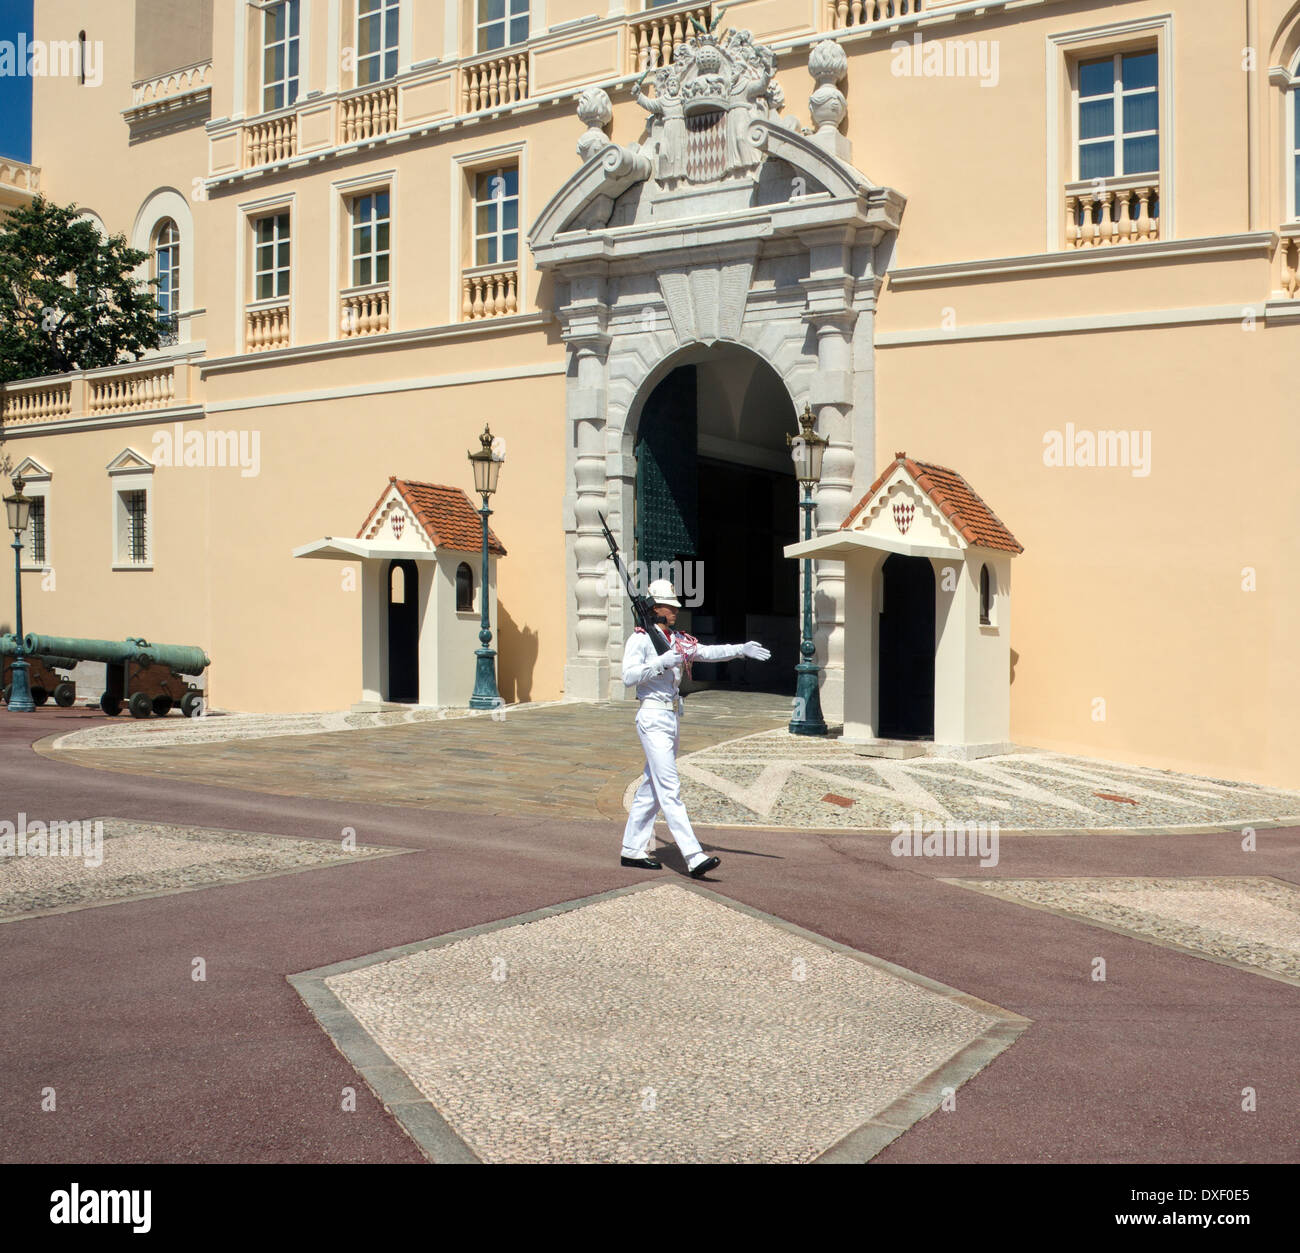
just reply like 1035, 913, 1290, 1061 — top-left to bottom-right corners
560, 268, 613, 700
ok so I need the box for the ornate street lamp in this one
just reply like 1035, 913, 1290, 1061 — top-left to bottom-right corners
467, 423, 504, 710
4, 475, 35, 713
787, 405, 828, 736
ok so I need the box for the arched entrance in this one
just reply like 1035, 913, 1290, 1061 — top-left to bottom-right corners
386, 559, 419, 703
877, 553, 935, 739
632, 346, 799, 692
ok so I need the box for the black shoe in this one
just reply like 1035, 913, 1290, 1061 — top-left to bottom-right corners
621, 856, 662, 870
688, 856, 720, 878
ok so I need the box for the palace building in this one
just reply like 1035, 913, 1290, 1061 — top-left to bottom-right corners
1, 0, 1298, 787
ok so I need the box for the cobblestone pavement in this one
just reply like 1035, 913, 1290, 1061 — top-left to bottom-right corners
37, 691, 793, 820
666, 730, 1300, 832
306, 882, 1027, 1163
0, 819, 404, 923
948, 876, 1300, 986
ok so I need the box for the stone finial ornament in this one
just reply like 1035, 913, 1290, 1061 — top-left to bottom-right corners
577, 87, 613, 162
807, 40, 850, 158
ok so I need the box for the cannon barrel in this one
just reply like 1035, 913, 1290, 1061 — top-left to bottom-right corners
21, 635, 210, 677
0, 635, 79, 669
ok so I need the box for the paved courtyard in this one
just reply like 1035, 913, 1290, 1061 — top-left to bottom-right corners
1, 700, 1297, 1165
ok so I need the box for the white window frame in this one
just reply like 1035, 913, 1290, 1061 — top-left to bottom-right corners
253, 209, 293, 302
476, 0, 530, 54
107, 452, 155, 572
1285, 53, 1300, 223
350, 189, 392, 288
14, 460, 51, 573
1074, 49, 1159, 182
471, 164, 520, 267
356, 0, 401, 87
262, 0, 302, 113
451, 141, 525, 322
153, 218, 181, 336
1046, 17, 1175, 249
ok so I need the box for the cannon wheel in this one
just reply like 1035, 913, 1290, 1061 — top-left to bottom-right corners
53, 682, 76, 708
152, 695, 173, 718
100, 692, 123, 717
31, 685, 48, 707
181, 691, 203, 719
128, 692, 154, 719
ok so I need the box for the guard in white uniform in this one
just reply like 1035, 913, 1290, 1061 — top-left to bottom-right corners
620, 579, 771, 877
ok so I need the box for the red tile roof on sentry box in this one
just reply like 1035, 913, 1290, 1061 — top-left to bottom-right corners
841, 453, 1023, 554
358, 478, 507, 556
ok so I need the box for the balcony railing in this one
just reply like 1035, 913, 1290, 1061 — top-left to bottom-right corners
245, 300, 291, 352
826, 0, 925, 30
0, 159, 40, 196
461, 50, 530, 112
1279, 229, 1300, 298
244, 114, 298, 167
628, 5, 712, 74
340, 84, 398, 144
1065, 176, 1161, 249
462, 264, 519, 320
1, 358, 195, 425
340, 285, 391, 337
131, 60, 212, 107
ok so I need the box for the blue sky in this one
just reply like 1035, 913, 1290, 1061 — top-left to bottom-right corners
0, 0, 34, 162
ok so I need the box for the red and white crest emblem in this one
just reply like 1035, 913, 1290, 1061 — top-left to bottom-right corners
893, 502, 915, 535
390, 511, 405, 540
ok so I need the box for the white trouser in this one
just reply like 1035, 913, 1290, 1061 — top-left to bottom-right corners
621, 703, 705, 866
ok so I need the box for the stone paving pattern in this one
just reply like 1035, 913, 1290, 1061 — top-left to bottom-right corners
953, 876, 1300, 985
0, 819, 398, 922
670, 731, 1300, 831
40, 692, 792, 819
323, 883, 1014, 1163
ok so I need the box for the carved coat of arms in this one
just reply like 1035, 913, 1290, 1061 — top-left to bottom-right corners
633, 22, 782, 185
893, 502, 915, 535
390, 511, 405, 540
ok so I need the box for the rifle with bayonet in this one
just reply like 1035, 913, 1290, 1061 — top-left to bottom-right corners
598, 511, 670, 656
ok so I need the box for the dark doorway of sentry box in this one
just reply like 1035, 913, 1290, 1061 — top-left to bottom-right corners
878, 553, 935, 739
386, 559, 419, 703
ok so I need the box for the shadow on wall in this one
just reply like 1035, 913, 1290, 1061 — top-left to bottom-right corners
498, 603, 538, 703
1010, 647, 1019, 685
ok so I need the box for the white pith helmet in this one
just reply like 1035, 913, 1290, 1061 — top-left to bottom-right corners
647, 578, 681, 607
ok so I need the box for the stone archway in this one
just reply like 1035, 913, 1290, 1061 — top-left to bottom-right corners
528, 33, 905, 715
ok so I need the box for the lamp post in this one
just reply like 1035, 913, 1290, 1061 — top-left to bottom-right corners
4, 475, 35, 713
467, 423, 504, 710
787, 405, 828, 736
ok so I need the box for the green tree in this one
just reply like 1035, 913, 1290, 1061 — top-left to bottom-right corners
0, 196, 163, 385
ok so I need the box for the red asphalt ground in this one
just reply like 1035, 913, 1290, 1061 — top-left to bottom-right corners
2, 707, 1298, 1164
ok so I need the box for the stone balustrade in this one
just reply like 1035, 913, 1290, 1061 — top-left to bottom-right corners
1065, 177, 1161, 248
462, 266, 519, 320
1279, 233, 1300, 298
826, 0, 925, 31
0, 159, 40, 194
340, 287, 391, 337
1, 379, 72, 424
244, 115, 298, 167
340, 85, 399, 144
628, 6, 712, 73
246, 302, 292, 352
131, 61, 212, 107
461, 51, 530, 113
87, 367, 178, 416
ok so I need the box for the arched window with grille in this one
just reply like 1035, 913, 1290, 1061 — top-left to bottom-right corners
979, 564, 994, 626
153, 219, 180, 344
456, 562, 474, 611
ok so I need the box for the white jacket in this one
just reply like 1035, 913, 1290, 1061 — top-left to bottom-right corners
621, 627, 746, 702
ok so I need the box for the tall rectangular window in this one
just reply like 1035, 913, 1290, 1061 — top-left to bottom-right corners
1077, 50, 1159, 180
473, 167, 519, 266
123, 490, 148, 565
477, 0, 529, 53
357, 0, 400, 86
1293, 89, 1300, 219
351, 191, 391, 286
254, 212, 292, 301
26, 497, 45, 567
263, 0, 301, 112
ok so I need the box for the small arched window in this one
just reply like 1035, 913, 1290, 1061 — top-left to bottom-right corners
389, 562, 405, 604
456, 562, 474, 612
153, 219, 180, 342
979, 564, 993, 625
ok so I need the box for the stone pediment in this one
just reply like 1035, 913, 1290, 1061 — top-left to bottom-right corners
530, 36, 905, 260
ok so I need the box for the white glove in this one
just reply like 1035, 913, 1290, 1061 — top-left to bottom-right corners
741, 641, 771, 661
659, 649, 685, 671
